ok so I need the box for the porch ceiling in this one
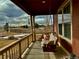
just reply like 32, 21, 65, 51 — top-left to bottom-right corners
11, 0, 64, 15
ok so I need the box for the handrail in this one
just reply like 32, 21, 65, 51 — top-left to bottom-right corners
58, 34, 72, 44
58, 34, 72, 55
0, 33, 33, 59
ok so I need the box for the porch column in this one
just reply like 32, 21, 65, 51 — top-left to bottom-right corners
32, 16, 36, 41
30, 15, 33, 41
53, 14, 58, 34
72, 0, 79, 57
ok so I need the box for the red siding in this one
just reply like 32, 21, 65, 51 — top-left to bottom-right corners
72, 0, 79, 57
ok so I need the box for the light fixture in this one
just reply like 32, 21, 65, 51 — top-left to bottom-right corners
42, 0, 46, 4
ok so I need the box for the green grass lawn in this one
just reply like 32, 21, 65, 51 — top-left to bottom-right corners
0, 39, 16, 48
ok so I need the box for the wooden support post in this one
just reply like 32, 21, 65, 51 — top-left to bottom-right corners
30, 15, 36, 42
32, 16, 36, 41
53, 14, 58, 34
30, 15, 33, 42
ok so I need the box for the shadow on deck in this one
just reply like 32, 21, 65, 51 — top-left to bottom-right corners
23, 41, 68, 59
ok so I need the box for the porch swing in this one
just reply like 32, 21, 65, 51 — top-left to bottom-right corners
47, 7, 58, 52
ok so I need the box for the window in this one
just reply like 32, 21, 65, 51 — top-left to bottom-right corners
63, 3, 71, 39
58, 2, 71, 39
58, 14, 62, 35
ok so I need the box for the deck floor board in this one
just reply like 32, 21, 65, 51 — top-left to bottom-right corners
24, 41, 68, 59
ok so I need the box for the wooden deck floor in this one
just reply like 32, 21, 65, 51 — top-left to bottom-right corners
23, 41, 68, 59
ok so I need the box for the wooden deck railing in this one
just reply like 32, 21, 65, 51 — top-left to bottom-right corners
0, 33, 33, 59
58, 34, 72, 54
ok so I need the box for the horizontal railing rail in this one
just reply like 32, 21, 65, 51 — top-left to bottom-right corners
0, 33, 33, 59
58, 34, 72, 54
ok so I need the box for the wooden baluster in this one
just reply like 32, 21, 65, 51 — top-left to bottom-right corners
15, 47, 18, 59
24, 37, 26, 48
24, 39, 26, 50
26, 38, 28, 48
2, 53, 4, 59
11, 48, 13, 59
9, 49, 11, 59
31, 34, 32, 42
19, 41, 22, 59
13, 47, 16, 59
6, 51, 8, 59
27, 37, 29, 48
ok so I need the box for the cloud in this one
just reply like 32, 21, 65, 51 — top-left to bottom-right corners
0, 0, 11, 11
17, 14, 29, 20
7, 14, 30, 26
0, 0, 30, 26
0, 14, 9, 26
0, 0, 27, 17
